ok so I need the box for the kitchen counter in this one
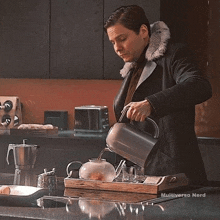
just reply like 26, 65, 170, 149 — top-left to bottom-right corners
0, 186, 219, 219
0, 131, 219, 219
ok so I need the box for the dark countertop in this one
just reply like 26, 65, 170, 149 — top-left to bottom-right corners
0, 185, 219, 219
1, 128, 220, 143
0, 132, 219, 219
0, 129, 108, 139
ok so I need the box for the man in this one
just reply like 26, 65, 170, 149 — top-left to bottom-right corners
104, 5, 212, 185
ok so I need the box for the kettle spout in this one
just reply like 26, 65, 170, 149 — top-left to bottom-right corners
115, 160, 126, 178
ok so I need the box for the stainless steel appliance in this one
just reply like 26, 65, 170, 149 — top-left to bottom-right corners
106, 107, 159, 168
74, 105, 109, 134
6, 139, 39, 186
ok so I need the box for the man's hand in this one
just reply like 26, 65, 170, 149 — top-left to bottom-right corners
123, 100, 152, 122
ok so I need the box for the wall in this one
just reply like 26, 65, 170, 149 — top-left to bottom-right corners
160, 0, 220, 138
0, 78, 219, 138
195, 78, 220, 138
198, 0, 220, 138
0, 79, 122, 129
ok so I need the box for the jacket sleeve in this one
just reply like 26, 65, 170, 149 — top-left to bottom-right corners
146, 44, 212, 118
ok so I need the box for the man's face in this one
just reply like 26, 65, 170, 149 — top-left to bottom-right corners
107, 23, 149, 62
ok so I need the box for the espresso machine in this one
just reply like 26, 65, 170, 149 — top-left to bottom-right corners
6, 139, 39, 186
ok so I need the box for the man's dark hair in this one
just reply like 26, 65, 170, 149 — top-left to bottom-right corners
104, 5, 151, 36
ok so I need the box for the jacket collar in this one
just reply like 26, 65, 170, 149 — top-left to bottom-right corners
120, 21, 170, 78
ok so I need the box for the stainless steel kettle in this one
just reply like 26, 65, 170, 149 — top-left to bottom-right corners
106, 107, 159, 168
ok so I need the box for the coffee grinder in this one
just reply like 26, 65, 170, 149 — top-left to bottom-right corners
6, 139, 39, 186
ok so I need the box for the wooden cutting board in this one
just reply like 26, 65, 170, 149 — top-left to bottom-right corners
10, 127, 58, 136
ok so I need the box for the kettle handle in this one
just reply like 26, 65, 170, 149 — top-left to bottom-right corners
66, 161, 82, 178
145, 117, 159, 139
119, 106, 159, 139
6, 144, 14, 165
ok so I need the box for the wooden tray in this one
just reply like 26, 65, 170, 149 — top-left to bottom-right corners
10, 127, 58, 136
64, 188, 157, 203
64, 173, 189, 195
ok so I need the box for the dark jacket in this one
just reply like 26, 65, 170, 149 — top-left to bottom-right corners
113, 22, 212, 184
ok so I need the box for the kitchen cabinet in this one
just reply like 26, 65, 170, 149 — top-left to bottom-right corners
0, 132, 115, 177
0, 0, 160, 79
0, 0, 50, 78
1, 0, 209, 79
50, 0, 104, 79
50, 0, 160, 79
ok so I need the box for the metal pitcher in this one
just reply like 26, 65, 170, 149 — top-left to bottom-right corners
6, 139, 39, 170
106, 107, 159, 168
6, 139, 39, 185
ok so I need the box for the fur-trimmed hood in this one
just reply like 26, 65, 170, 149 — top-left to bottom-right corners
120, 21, 170, 78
